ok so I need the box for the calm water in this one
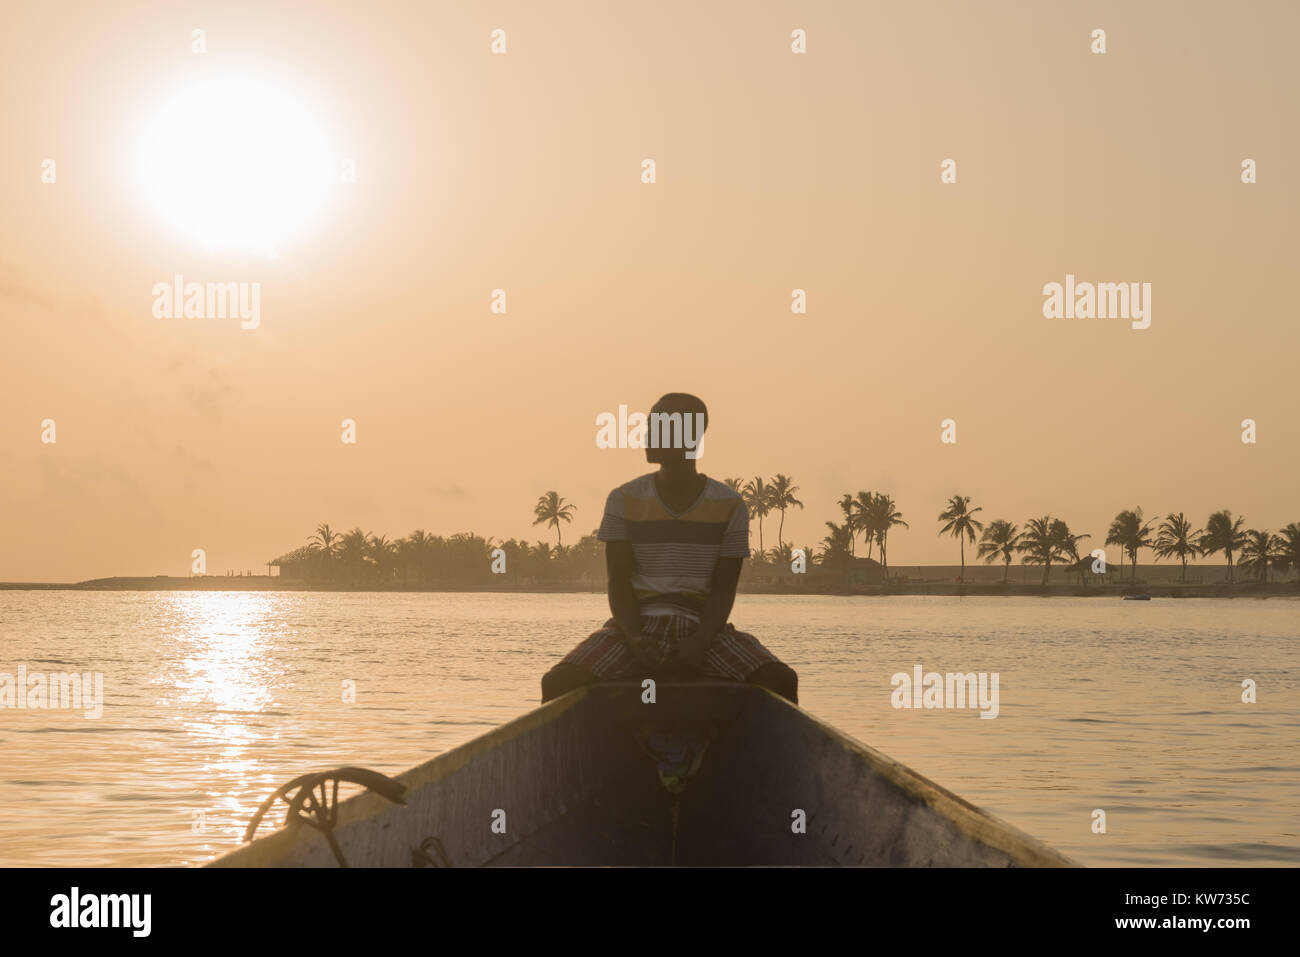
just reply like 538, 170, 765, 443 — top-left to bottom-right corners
0, 591, 1296, 867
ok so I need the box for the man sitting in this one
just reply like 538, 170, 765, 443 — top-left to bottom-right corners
541, 392, 798, 704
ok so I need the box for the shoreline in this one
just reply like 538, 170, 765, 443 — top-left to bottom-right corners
2, 576, 1297, 598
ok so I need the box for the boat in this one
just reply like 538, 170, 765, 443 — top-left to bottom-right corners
209, 682, 1075, 867
1123, 595, 1152, 600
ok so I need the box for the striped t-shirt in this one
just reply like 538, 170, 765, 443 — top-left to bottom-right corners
597, 473, 750, 618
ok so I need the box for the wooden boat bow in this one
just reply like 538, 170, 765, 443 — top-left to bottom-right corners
210, 682, 1076, 868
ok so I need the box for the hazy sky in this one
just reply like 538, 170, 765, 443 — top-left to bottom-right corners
3, 0, 1298, 581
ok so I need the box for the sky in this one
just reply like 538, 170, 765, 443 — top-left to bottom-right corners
2, 0, 1298, 581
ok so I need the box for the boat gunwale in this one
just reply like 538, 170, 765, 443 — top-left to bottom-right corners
208, 685, 594, 866
753, 687, 1078, 867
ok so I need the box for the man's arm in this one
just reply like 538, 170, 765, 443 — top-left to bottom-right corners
606, 541, 657, 669
673, 556, 744, 670
606, 540, 641, 639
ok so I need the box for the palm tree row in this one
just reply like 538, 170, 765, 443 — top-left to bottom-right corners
286, 486, 1300, 588
290, 520, 606, 586
1137, 509, 1297, 585
763, 487, 1300, 586
1095, 507, 1291, 585
964, 504, 1299, 586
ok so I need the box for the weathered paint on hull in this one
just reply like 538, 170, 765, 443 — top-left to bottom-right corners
209, 683, 1076, 867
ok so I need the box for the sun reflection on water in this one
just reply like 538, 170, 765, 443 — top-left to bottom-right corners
163, 592, 290, 851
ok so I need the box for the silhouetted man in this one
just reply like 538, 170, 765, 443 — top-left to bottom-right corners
542, 393, 798, 703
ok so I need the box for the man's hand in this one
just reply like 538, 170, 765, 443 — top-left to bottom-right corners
622, 632, 660, 672
669, 629, 714, 673
607, 541, 658, 672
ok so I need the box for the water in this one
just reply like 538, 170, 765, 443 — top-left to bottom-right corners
0, 591, 1295, 867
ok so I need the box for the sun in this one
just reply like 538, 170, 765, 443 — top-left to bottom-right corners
134, 73, 336, 257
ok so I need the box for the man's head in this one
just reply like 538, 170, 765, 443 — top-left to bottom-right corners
645, 392, 708, 466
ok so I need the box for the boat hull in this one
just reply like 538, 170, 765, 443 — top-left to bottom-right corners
209, 682, 1075, 867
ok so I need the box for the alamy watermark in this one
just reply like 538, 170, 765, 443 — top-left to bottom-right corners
890, 664, 999, 719
152, 274, 260, 329
0, 665, 104, 719
595, 405, 705, 458
50, 887, 150, 937
1042, 273, 1151, 330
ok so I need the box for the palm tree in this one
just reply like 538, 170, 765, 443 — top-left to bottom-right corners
307, 523, 339, 557
742, 477, 774, 553
532, 491, 577, 547
854, 491, 878, 561
837, 494, 857, 556
723, 477, 744, 492
1277, 523, 1300, 588
368, 533, 396, 581
1200, 510, 1248, 583
820, 521, 853, 563
872, 494, 908, 577
1017, 515, 1074, 585
1238, 529, 1283, 584
338, 527, 370, 581
977, 520, 1021, 584
768, 542, 795, 567
306, 523, 340, 581
531, 541, 554, 566
1105, 508, 1156, 583
1053, 519, 1091, 584
937, 495, 984, 581
1153, 513, 1201, 583
402, 529, 437, 584
768, 474, 804, 551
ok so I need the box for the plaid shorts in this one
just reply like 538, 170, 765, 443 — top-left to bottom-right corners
558, 613, 782, 682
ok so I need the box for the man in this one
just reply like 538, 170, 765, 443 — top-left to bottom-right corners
541, 393, 798, 703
